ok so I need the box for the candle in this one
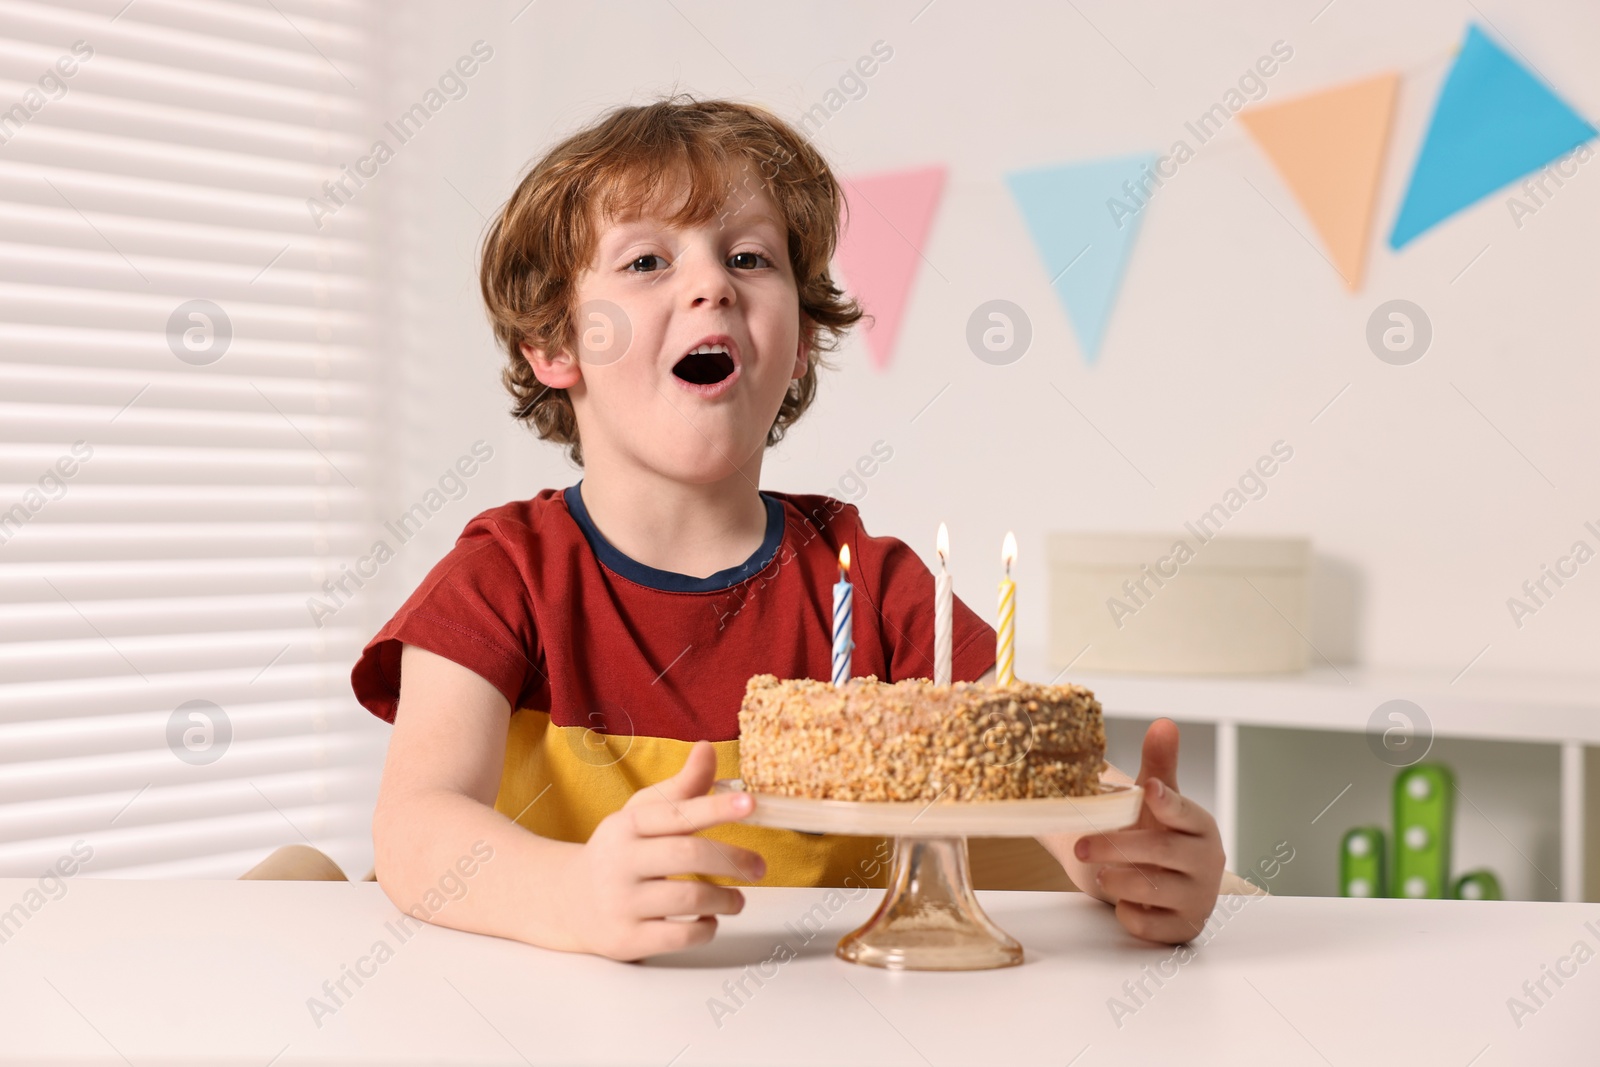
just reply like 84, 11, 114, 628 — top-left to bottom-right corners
934, 523, 952, 686
997, 531, 1017, 686
832, 544, 853, 686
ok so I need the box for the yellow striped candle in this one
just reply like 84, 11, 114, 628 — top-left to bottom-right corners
997, 531, 1017, 685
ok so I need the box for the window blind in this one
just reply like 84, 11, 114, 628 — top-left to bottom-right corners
0, 0, 387, 879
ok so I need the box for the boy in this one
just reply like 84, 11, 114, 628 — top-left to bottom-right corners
322, 98, 1223, 960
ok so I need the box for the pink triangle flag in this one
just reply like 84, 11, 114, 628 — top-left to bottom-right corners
834, 166, 946, 372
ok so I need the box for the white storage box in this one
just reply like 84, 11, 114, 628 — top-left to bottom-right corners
1048, 532, 1312, 674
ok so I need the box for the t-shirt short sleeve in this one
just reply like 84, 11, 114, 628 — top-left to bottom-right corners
863, 530, 996, 684
351, 535, 541, 723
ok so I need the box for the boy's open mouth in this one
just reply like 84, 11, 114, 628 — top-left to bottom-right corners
672, 343, 737, 386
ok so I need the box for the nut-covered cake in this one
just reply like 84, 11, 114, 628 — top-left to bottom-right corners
736, 674, 1106, 802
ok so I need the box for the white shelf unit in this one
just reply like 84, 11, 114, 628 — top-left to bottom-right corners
1020, 648, 1599, 902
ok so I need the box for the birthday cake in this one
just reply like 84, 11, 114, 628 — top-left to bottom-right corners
736, 674, 1106, 803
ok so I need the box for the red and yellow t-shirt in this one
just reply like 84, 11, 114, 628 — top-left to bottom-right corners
352, 484, 996, 888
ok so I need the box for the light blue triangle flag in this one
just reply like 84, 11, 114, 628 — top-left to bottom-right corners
1390, 23, 1597, 249
1006, 153, 1156, 362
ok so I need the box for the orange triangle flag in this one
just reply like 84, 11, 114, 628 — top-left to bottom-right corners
1240, 72, 1400, 290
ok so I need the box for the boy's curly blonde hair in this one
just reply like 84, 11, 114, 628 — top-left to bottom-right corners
479, 96, 864, 466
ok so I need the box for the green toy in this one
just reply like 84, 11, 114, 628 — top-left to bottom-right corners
1452, 869, 1503, 901
1335, 762, 1503, 897
1339, 826, 1387, 898
1393, 763, 1455, 898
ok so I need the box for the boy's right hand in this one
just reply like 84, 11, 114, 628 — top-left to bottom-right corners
556, 740, 767, 961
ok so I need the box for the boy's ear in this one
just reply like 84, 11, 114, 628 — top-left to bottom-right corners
791, 322, 810, 380
520, 342, 582, 390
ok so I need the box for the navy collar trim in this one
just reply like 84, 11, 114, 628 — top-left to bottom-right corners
563, 482, 785, 593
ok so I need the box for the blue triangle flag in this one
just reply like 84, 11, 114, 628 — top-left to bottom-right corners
1390, 24, 1597, 249
1006, 153, 1156, 362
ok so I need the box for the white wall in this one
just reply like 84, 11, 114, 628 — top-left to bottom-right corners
358, 0, 1600, 681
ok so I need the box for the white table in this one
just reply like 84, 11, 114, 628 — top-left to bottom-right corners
1, 878, 1594, 1065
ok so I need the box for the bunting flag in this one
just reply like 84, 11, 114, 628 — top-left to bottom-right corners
1006, 154, 1156, 362
1240, 72, 1399, 290
1389, 23, 1597, 249
834, 165, 946, 372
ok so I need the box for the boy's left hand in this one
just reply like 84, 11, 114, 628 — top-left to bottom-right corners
1067, 718, 1224, 944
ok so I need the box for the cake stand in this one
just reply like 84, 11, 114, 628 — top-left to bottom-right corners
711, 776, 1143, 971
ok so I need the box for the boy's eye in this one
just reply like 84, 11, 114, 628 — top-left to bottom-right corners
627, 254, 667, 273
728, 251, 770, 270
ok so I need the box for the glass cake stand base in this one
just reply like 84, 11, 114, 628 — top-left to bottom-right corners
711, 777, 1143, 972
836, 836, 1022, 970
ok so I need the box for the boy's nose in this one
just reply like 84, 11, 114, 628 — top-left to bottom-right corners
684, 253, 737, 308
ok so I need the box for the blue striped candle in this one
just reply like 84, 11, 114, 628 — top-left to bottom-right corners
832, 545, 853, 685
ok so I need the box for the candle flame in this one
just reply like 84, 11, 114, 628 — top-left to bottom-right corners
839, 544, 851, 573
936, 522, 949, 564
1002, 531, 1017, 570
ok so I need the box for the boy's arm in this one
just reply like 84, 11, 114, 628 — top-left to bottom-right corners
371, 644, 764, 960
372, 644, 587, 951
